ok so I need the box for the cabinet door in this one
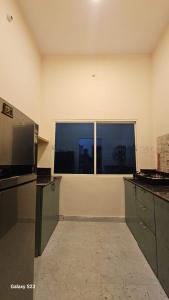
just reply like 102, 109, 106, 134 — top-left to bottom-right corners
40, 180, 60, 254
137, 219, 157, 275
125, 181, 138, 240
156, 239, 169, 297
155, 196, 169, 297
52, 178, 60, 222
136, 188, 155, 234
155, 196, 169, 247
41, 184, 53, 253
136, 186, 154, 211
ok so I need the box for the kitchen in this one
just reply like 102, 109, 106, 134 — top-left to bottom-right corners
0, 0, 169, 299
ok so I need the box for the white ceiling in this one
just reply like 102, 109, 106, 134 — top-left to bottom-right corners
17, 0, 169, 55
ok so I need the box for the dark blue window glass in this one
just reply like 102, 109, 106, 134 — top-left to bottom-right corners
54, 123, 94, 174
96, 123, 136, 174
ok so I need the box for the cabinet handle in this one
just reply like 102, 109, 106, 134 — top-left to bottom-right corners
139, 221, 147, 230
139, 204, 147, 212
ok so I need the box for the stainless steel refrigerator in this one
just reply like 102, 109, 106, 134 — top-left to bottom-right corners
0, 97, 38, 300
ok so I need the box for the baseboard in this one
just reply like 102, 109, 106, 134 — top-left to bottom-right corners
59, 215, 125, 223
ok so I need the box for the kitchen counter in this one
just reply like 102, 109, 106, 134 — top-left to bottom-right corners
36, 176, 62, 187
0, 173, 37, 191
124, 177, 169, 203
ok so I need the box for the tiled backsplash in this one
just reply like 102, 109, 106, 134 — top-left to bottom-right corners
157, 134, 169, 173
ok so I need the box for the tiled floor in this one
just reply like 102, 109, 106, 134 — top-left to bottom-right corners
34, 221, 168, 300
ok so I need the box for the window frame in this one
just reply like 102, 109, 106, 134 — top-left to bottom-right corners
54, 120, 137, 176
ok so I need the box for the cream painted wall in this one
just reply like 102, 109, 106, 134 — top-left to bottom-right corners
0, 0, 41, 126
60, 176, 125, 217
40, 55, 155, 217
152, 25, 169, 143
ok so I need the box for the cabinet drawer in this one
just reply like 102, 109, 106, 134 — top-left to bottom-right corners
136, 199, 155, 234
137, 219, 157, 275
157, 239, 169, 298
136, 187, 154, 212
155, 196, 169, 249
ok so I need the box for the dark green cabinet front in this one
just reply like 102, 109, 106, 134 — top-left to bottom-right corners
36, 178, 60, 256
125, 181, 138, 240
125, 179, 169, 299
156, 239, 169, 297
137, 219, 157, 275
155, 195, 169, 297
135, 185, 157, 275
136, 187, 155, 234
41, 180, 59, 253
155, 195, 169, 248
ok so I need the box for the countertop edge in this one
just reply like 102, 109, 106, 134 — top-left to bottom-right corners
36, 176, 62, 187
124, 177, 169, 203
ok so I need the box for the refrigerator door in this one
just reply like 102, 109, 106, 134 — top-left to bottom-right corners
0, 179, 36, 300
0, 98, 39, 179
0, 98, 34, 167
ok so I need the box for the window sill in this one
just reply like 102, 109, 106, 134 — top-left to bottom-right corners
53, 173, 134, 178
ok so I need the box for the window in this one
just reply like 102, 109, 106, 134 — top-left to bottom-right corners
96, 123, 136, 174
54, 123, 94, 174
54, 122, 136, 174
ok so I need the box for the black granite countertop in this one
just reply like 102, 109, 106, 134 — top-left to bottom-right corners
124, 177, 169, 203
36, 175, 62, 187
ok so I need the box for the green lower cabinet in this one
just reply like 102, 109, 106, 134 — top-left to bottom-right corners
36, 178, 61, 256
54, 179, 60, 223
155, 195, 169, 248
155, 195, 169, 298
136, 187, 155, 234
137, 219, 157, 275
136, 186, 154, 212
41, 182, 58, 253
125, 180, 169, 298
124, 181, 138, 241
156, 239, 169, 297
135, 186, 157, 274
